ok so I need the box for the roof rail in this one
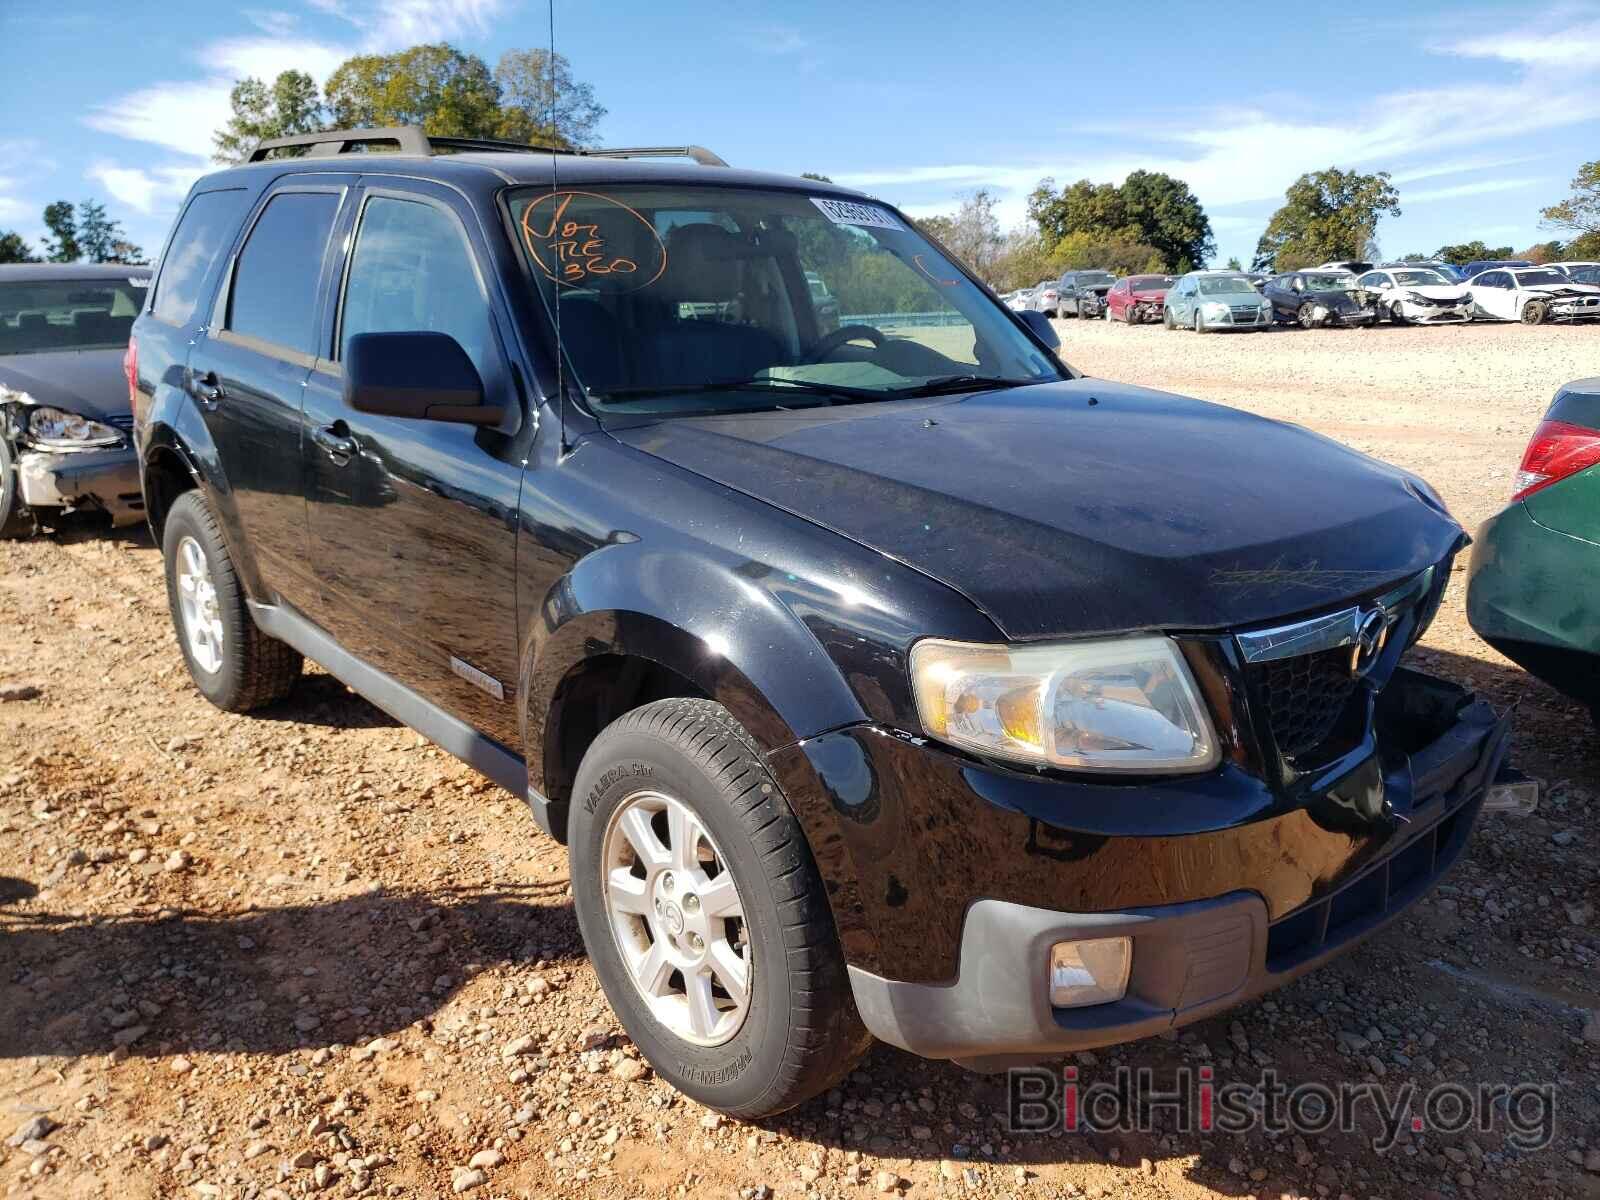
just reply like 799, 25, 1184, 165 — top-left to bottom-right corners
248, 127, 728, 167
582, 145, 729, 167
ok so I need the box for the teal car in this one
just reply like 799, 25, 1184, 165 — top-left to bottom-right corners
1162, 270, 1273, 332
1467, 378, 1600, 722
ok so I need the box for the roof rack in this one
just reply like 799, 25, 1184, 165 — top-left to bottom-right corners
248, 126, 728, 167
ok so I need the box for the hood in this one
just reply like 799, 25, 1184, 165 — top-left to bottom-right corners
1302, 289, 1362, 308
1088, 285, 1112, 296
0, 349, 130, 420
1401, 285, 1468, 301
1527, 283, 1600, 298
1130, 287, 1169, 299
613, 380, 1462, 640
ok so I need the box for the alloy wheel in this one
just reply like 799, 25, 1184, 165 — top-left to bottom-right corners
175, 535, 225, 674
601, 789, 752, 1046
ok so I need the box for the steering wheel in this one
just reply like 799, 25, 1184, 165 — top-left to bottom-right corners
804, 324, 885, 363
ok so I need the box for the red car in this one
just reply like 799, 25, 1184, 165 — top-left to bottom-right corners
1107, 274, 1176, 324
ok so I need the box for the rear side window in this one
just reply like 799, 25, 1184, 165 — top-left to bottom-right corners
227, 192, 341, 355
339, 196, 493, 375
151, 188, 249, 327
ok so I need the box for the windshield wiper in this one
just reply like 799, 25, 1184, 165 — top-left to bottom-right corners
587, 377, 887, 405
891, 375, 1041, 399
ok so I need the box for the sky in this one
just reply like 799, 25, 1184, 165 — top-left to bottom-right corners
2, 0, 1598, 268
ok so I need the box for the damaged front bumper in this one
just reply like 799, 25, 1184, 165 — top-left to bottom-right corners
775, 663, 1510, 1070
15, 442, 144, 526
1396, 299, 1473, 323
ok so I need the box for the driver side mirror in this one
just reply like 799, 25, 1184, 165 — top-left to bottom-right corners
1017, 308, 1060, 350
344, 331, 504, 426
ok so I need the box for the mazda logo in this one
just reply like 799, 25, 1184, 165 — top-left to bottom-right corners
1349, 607, 1391, 677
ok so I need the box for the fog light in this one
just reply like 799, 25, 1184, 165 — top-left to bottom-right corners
1048, 937, 1132, 1008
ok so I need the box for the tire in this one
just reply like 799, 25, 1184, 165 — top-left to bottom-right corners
1163, 306, 1175, 330
1390, 302, 1410, 326
569, 698, 870, 1118
1193, 309, 1206, 333
0, 438, 38, 540
1521, 300, 1549, 326
161, 490, 301, 712
1297, 301, 1319, 329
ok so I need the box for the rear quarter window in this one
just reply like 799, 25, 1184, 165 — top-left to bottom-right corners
151, 188, 250, 327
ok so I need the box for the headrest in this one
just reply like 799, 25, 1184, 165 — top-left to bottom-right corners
660, 224, 745, 303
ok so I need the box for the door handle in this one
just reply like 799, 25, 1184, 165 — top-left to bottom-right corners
312, 423, 357, 466
191, 371, 223, 409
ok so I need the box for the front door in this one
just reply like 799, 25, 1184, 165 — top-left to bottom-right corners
190, 181, 350, 603
300, 181, 525, 746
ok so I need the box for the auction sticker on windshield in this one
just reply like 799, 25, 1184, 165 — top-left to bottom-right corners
811, 197, 904, 230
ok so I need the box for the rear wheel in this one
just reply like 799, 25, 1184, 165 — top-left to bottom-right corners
570, 698, 870, 1118
1521, 300, 1549, 325
162, 491, 301, 712
0, 439, 37, 540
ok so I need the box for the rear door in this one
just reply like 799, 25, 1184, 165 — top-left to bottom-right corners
300, 179, 525, 744
1472, 271, 1514, 320
190, 180, 351, 604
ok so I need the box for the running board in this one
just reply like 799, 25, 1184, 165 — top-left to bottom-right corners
247, 600, 558, 838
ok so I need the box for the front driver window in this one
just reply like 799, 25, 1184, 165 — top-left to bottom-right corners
340, 195, 494, 377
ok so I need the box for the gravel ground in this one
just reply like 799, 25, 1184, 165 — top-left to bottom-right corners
1, 317, 1597, 1200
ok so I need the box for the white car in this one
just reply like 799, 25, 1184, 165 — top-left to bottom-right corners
1355, 267, 1472, 325
1463, 266, 1600, 324
1004, 289, 1031, 312
1027, 280, 1060, 317
1550, 260, 1600, 286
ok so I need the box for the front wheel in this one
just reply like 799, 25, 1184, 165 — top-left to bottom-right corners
1390, 302, 1410, 326
1163, 306, 1175, 330
1521, 300, 1549, 325
1193, 309, 1207, 333
1297, 301, 1319, 329
162, 490, 302, 711
570, 698, 870, 1118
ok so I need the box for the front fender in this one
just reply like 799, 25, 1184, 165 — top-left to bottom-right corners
522, 539, 870, 806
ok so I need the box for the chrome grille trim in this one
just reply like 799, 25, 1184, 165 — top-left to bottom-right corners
1234, 566, 1434, 665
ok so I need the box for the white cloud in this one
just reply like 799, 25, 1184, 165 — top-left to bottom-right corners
243, 9, 300, 37
1405, 177, 1545, 204
837, 9, 1600, 247
87, 162, 208, 216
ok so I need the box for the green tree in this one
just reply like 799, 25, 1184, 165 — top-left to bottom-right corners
1028, 173, 1211, 271
75, 199, 146, 264
491, 49, 605, 147
1047, 230, 1164, 275
913, 214, 957, 244
213, 70, 325, 164
0, 231, 38, 263
1518, 240, 1566, 265
324, 44, 502, 138
800, 172, 833, 183
989, 229, 1055, 291
1251, 168, 1400, 271
42, 201, 78, 262
1432, 240, 1515, 266
1541, 160, 1600, 247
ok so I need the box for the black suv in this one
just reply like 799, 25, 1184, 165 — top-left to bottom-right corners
130, 126, 1511, 1119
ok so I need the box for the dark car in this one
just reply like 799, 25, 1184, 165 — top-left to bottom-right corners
1468, 378, 1600, 723
0, 263, 150, 536
1459, 258, 1532, 279
130, 126, 1512, 1119
1056, 269, 1117, 318
1263, 270, 1377, 328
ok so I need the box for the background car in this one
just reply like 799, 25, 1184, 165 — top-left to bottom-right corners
1315, 259, 1375, 275
804, 271, 840, 333
1027, 280, 1059, 317
1163, 271, 1272, 332
1383, 259, 1465, 283
1468, 378, 1600, 727
1464, 266, 1600, 324
1550, 260, 1600, 284
1056, 270, 1118, 318
0, 263, 150, 537
1105, 274, 1175, 323
1356, 266, 1473, 324
1263, 270, 1376, 328
1460, 258, 1532, 278
1004, 288, 1032, 311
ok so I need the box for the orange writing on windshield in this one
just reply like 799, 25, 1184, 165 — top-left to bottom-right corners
520, 191, 668, 292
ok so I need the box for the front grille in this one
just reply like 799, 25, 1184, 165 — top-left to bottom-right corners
104, 414, 134, 432
1247, 646, 1359, 759
1229, 305, 1259, 322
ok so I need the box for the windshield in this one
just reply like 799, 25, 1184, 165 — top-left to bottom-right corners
1300, 273, 1355, 292
1392, 270, 1447, 286
1515, 269, 1570, 287
509, 185, 1064, 414
0, 277, 147, 356
1196, 276, 1256, 296
1077, 272, 1116, 287
1129, 275, 1174, 291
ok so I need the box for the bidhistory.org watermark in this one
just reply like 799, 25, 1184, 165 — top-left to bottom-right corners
1007, 1066, 1556, 1152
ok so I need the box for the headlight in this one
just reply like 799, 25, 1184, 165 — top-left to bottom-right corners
25, 406, 124, 450
1202, 301, 1229, 316
909, 636, 1219, 773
